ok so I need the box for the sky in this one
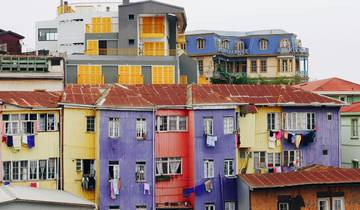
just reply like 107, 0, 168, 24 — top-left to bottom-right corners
1, 0, 360, 83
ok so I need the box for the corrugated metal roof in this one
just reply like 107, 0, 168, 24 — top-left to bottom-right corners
0, 186, 95, 208
191, 84, 343, 105
0, 91, 62, 108
294, 77, 360, 92
239, 167, 360, 190
185, 29, 290, 37
61, 84, 109, 106
341, 102, 360, 113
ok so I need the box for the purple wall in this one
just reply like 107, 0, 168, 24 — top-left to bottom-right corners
99, 110, 154, 210
193, 109, 238, 210
282, 107, 341, 168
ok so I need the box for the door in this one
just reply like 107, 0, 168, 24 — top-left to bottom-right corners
318, 198, 330, 210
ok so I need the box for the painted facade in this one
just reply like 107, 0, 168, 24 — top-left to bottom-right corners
185, 30, 309, 82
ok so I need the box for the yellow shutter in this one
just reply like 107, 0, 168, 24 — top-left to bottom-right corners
102, 17, 112, 33
198, 75, 209, 84
86, 40, 99, 55
92, 17, 102, 33
151, 65, 175, 84
77, 65, 103, 84
118, 65, 143, 85
180, 75, 188, 85
144, 42, 165, 56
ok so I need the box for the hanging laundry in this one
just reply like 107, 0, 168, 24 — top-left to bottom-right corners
206, 135, 217, 147
269, 130, 274, 137
144, 183, 151, 195
27, 135, 35, 149
295, 135, 302, 149
6, 136, 13, 147
275, 130, 282, 140
287, 133, 293, 144
268, 141, 275, 149
194, 183, 206, 195
13, 135, 21, 149
276, 139, 281, 147
21, 135, 28, 145
2, 135, 7, 143
183, 188, 195, 198
274, 166, 282, 173
204, 179, 213, 193
284, 131, 289, 140
109, 179, 119, 200
291, 134, 296, 144
301, 131, 316, 146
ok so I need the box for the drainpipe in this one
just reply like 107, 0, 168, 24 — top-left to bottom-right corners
152, 108, 156, 210
60, 106, 64, 190
338, 110, 341, 167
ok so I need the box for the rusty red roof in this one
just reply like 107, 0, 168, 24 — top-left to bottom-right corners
0, 91, 62, 108
294, 77, 360, 92
239, 167, 360, 189
61, 84, 109, 106
341, 102, 360, 113
191, 84, 342, 105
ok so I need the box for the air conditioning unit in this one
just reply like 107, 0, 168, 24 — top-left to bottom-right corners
0, 43, 7, 52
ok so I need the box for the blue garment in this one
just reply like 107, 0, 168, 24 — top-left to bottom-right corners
27, 135, 35, 149
6, 136, 13, 147
195, 184, 206, 196
183, 188, 194, 198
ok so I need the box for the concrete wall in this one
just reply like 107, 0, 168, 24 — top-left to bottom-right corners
0, 80, 63, 91
99, 110, 154, 210
192, 109, 237, 210
341, 113, 360, 168
179, 54, 198, 84
0, 202, 94, 210
237, 179, 250, 210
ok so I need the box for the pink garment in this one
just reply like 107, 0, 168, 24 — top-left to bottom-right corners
275, 130, 282, 140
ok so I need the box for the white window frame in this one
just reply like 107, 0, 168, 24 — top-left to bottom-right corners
47, 158, 56, 179
205, 203, 215, 210
267, 113, 280, 131
29, 160, 39, 180
280, 39, 290, 49
223, 117, 234, 134
279, 203, 289, 210
260, 59, 267, 72
12, 161, 20, 181
197, 60, 204, 75
109, 161, 120, 180
250, 60, 257, 72
283, 150, 302, 167
204, 117, 214, 135
224, 159, 235, 177
156, 116, 188, 132
318, 198, 330, 210
224, 202, 235, 210
38, 159, 47, 180
332, 197, 345, 210
47, 114, 56, 131
259, 39, 268, 50
197, 38, 205, 49
136, 118, 147, 139
283, 112, 315, 131
3, 161, 11, 181
109, 117, 120, 138
156, 157, 182, 176
135, 162, 146, 182
136, 205, 147, 210
204, 159, 214, 178
339, 96, 347, 102
267, 152, 281, 168
20, 160, 28, 181
4, 114, 20, 135
282, 59, 289, 72
351, 118, 359, 138
253, 151, 266, 169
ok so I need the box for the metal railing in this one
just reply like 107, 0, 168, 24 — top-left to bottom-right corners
85, 23, 119, 33
217, 47, 248, 56
57, 5, 75, 15
85, 48, 177, 56
139, 24, 165, 38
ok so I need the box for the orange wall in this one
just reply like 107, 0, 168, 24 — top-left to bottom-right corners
155, 109, 195, 206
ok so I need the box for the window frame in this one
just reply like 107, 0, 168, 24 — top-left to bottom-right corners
267, 113, 280, 131
253, 151, 266, 169
155, 157, 182, 176
197, 60, 204, 75
86, 116, 96, 132
109, 117, 120, 138
250, 60, 257, 73
135, 161, 146, 182
279, 202, 289, 210
332, 197, 345, 210
109, 161, 120, 180
223, 116, 234, 134
29, 160, 39, 180
3, 161, 11, 181
224, 202, 235, 210
196, 38, 206, 49
136, 118, 147, 140
204, 159, 215, 178
224, 159, 235, 177
156, 116, 188, 132
260, 59, 267, 72
38, 28, 58, 41
205, 203, 215, 210
351, 118, 359, 139
204, 117, 214, 135
283, 112, 316, 131
283, 150, 302, 167
318, 198, 330, 210
259, 39, 268, 50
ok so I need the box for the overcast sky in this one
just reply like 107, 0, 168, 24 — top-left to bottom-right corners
1, 0, 359, 83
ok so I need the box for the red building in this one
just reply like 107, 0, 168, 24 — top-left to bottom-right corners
0, 29, 24, 55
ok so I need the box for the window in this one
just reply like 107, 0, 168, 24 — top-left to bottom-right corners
136, 162, 146, 182
136, 118, 147, 139
223, 117, 234, 134
279, 203, 289, 210
47, 114, 56, 131
156, 116, 188, 132
197, 38, 205, 49
259, 39, 268, 50
128, 14, 135, 20
39, 160, 47, 180
136, 205, 147, 210
109, 118, 120, 138
235, 41, 244, 51
318, 198, 330, 210
253, 152, 266, 169
251, 60, 257, 72
76, 159, 82, 171
4, 113, 55, 134
86, 116, 95, 132
3, 162, 11, 181
12, 161, 20, 181
267, 153, 281, 168
4, 114, 20, 135
109, 161, 120, 179
29, 160, 38, 180
156, 157, 182, 176
327, 113, 332, 121
20, 161, 28, 181
282, 60, 288, 72
280, 39, 290, 49
352, 159, 359, 168
332, 197, 345, 210
339, 96, 347, 102
351, 118, 359, 138
224, 202, 235, 210
260, 60, 267, 72
109, 206, 120, 210
283, 112, 315, 130
205, 203, 215, 210
224, 159, 234, 177
48, 158, 56, 179
267, 113, 280, 131
204, 117, 214, 135
322, 150, 328, 156
128, 39, 135, 45
151, 65, 175, 84
283, 150, 301, 167
21, 114, 37, 134
197, 60, 204, 75
204, 159, 214, 178
38, 28, 58, 41
222, 40, 230, 49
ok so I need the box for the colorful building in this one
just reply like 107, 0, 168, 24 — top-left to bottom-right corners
238, 166, 360, 210
185, 30, 309, 83
0, 28, 24, 55
0, 91, 62, 190
295, 77, 360, 168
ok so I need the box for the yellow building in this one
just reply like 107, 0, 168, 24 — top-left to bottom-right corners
0, 91, 62, 190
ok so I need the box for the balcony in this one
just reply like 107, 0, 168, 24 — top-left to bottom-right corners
139, 24, 165, 39
57, 5, 74, 16
277, 47, 309, 55
85, 23, 119, 34
217, 47, 248, 56
85, 48, 177, 56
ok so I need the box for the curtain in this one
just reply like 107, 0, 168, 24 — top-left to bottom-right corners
156, 162, 163, 175
169, 161, 180, 174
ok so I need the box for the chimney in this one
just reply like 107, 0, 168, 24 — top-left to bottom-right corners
123, 0, 130, 5
106, 6, 110, 12
64, 1, 68, 5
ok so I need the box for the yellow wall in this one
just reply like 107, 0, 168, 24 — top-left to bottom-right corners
63, 108, 96, 202
237, 106, 282, 174
0, 109, 60, 190
246, 57, 296, 78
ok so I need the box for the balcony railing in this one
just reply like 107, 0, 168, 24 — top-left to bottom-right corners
85, 48, 177, 56
278, 47, 309, 54
85, 23, 119, 33
57, 5, 75, 16
139, 24, 165, 38
217, 47, 248, 56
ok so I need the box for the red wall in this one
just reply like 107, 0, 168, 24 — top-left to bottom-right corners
0, 34, 22, 54
155, 109, 195, 207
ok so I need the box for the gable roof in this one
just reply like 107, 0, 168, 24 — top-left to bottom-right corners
0, 186, 95, 208
0, 30, 24, 39
239, 167, 360, 190
341, 102, 360, 113
61, 84, 109, 106
191, 84, 342, 106
294, 77, 360, 93
0, 91, 62, 108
